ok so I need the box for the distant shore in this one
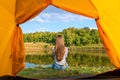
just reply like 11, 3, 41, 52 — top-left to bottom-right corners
24, 42, 105, 55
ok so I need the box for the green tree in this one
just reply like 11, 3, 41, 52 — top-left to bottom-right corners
23, 27, 101, 46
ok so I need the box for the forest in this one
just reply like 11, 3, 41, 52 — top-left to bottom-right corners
24, 27, 101, 46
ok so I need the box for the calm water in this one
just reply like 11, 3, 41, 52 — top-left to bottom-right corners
25, 62, 37, 68
25, 51, 113, 68
25, 62, 52, 68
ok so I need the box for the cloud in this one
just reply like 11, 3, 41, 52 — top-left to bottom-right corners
30, 13, 93, 23
36, 27, 48, 32
90, 27, 98, 30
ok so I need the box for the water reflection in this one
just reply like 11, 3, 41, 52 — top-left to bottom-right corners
25, 52, 113, 68
25, 62, 52, 68
25, 62, 37, 68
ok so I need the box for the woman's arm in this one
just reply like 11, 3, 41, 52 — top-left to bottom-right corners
65, 47, 68, 58
52, 47, 55, 56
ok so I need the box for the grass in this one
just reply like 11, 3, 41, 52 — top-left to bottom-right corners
18, 65, 115, 78
25, 42, 53, 55
20, 42, 115, 78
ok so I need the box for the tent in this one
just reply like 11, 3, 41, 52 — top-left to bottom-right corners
0, 0, 120, 76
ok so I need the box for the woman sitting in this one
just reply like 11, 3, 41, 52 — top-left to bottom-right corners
52, 35, 68, 70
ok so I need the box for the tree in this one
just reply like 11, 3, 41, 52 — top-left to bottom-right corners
23, 27, 101, 46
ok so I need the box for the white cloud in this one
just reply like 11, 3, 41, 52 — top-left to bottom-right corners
30, 13, 92, 23
36, 27, 48, 32
90, 27, 98, 30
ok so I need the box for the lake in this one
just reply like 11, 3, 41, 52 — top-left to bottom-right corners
25, 62, 37, 68
25, 51, 113, 68
25, 62, 52, 68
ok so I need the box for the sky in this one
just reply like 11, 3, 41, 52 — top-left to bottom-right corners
20, 5, 97, 33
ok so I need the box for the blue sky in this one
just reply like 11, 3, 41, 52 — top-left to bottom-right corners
21, 6, 97, 33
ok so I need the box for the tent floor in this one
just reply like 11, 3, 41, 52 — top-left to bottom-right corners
0, 69, 120, 80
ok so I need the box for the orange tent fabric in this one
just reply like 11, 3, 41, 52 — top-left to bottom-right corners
0, 0, 120, 76
51, 0, 98, 18
0, 0, 16, 76
12, 0, 49, 75
91, 0, 120, 68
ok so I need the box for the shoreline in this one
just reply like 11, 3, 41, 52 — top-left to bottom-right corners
24, 42, 105, 55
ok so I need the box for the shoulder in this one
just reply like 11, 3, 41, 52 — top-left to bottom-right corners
52, 47, 55, 52
52, 47, 55, 50
65, 47, 68, 52
52, 47, 54, 50
65, 47, 68, 50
